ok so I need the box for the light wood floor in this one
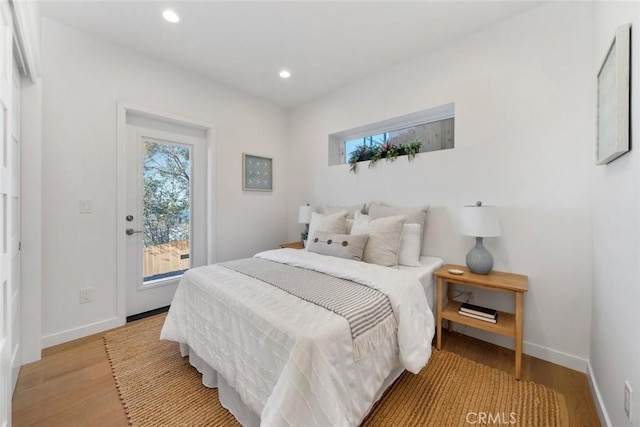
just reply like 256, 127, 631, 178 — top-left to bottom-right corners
12, 316, 601, 426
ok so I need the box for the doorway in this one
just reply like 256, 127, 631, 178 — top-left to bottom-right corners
117, 104, 215, 319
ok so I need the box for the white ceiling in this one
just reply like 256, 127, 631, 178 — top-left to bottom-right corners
39, 1, 542, 108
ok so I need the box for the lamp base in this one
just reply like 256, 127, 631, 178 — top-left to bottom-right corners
466, 237, 494, 275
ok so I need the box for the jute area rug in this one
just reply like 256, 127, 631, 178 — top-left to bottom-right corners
104, 315, 568, 426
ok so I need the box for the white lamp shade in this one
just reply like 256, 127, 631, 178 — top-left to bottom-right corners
460, 205, 501, 237
298, 205, 312, 224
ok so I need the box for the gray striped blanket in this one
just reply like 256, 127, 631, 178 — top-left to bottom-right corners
220, 258, 397, 360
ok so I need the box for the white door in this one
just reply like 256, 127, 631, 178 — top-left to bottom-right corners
125, 125, 206, 317
0, 1, 12, 425
10, 56, 20, 392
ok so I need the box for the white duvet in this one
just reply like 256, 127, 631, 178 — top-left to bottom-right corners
160, 248, 434, 426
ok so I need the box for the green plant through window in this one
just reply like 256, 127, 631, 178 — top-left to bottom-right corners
142, 140, 191, 282
344, 132, 390, 163
344, 127, 424, 174
342, 117, 454, 173
347, 139, 422, 173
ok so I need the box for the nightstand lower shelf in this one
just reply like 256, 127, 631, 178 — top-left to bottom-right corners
442, 301, 515, 337
435, 264, 528, 379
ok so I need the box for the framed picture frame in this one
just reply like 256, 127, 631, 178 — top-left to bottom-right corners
242, 153, 273, 191
596, 23, 631, 165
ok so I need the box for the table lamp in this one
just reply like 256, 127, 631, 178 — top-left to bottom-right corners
460, 201, 501, 275
298, 204, 312, 242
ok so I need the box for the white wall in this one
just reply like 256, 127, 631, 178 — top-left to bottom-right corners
39, 18, 289, 346
289, 2, 594, 370
591, 3, 640, 426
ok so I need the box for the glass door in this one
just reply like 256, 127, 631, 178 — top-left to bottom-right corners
141, 139, 191, 285
125, 125, 206, 317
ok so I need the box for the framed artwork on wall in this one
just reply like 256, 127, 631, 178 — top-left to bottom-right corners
242, 153, 273, 191
596, 23, 631, 165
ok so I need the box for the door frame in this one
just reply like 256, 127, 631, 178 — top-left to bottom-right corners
116, 102, 216, 325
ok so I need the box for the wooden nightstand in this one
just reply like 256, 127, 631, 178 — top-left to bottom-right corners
434, 264, 528, 379
279, 241, 305, 250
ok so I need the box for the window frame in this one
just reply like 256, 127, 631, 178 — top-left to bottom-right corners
328, 102, 455, 166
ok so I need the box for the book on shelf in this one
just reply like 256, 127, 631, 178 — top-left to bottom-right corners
459, 302, 498, 319
458, 310, 498, 323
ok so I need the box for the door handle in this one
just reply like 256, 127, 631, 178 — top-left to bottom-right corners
126, 228, 143, 236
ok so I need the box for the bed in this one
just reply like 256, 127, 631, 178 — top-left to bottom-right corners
160, 247, 443, 426
161, 200, 440, 426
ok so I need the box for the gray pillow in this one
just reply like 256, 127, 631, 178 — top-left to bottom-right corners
307, 232, 369, 261
368, 202, 428, 226
368, 203, 429, 257
321, 204, 365, 219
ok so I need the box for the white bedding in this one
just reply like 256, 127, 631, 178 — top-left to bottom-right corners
399, 255, 445, 312
161, 249, 438, 426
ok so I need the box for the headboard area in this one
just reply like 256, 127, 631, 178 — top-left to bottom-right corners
311, 202, 430, 268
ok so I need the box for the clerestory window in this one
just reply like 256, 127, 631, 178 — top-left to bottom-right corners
328, 103, 455, 168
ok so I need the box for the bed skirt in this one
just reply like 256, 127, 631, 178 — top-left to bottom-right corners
179, 343, 404, 427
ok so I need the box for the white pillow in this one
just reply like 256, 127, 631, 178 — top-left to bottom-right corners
350, 210, 370, 234
346, 218, 354, 234
398, 223, 422, 267
307, 232, 369, 261
307, 211, 348, 242
351, 213, 406, 267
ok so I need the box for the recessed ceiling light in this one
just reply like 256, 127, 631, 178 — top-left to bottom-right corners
279, 70, 291, 79
162, 10, 180, 23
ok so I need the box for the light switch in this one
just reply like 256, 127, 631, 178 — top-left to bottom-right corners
80, 200, 92, 214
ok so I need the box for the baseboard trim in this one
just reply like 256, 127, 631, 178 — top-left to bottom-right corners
522, 340, 588, 373
41, 317, 123, 348
459, 327, 588, 372
587, 361, 612, 427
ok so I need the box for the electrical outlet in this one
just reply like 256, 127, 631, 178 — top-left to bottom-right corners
79, 200, 92, 214
625, 381, 633, 421
79, 288, 92, 304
